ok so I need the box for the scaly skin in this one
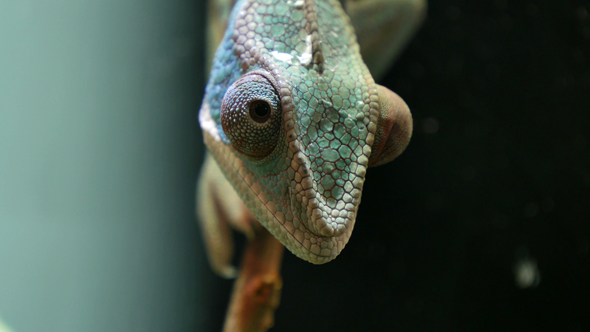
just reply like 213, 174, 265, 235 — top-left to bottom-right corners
199, 0, 414, 264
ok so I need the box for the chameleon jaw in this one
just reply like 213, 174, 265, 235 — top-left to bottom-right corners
278, 138, 369, 262
201, 102, 368, 264
201, 85, 376, 264
200, 127, 350, 264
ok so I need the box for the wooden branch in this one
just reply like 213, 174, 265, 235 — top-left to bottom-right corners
222, 226, 284, 332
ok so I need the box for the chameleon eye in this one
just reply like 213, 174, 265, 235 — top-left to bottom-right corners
368, 84, 413, 167
249, 100, 271, 123
220, 73, 282, 158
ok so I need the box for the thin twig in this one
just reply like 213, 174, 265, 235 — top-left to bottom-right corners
223, 226, 284, 332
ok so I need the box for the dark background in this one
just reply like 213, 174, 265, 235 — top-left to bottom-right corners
202, 1, 590, 331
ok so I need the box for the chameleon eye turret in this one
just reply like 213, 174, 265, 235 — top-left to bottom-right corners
220, 72, 282, 158
368, 84, 413, 167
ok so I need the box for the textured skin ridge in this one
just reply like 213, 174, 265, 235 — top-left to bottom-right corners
200, 0, 381, 263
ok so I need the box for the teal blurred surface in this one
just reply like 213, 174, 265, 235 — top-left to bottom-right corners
0, 1, 210, 331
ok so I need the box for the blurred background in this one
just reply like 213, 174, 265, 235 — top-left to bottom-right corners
1, 0, 589, 332
0, 1, 208, 331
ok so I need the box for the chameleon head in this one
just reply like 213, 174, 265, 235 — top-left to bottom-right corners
200, 0, 412, 264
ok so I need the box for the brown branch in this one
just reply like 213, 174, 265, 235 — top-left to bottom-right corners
222, 226, 284, 332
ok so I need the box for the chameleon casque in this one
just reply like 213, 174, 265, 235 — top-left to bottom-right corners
198, 0, 426, 274
198, 0, 425, 284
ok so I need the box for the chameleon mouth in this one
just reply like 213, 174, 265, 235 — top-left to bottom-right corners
308, 201, 353, 238
287, 184, 349, 239
282, 173, 358, 262
287, 173, 359, 242
283, 143, 363, 248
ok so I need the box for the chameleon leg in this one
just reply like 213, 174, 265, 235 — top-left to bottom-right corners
222, 225, 284, 332
197, 153, 256, 278
198, 154, 285, 331
345, 0, 427, 80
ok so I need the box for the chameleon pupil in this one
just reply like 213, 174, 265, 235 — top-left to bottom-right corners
249, 100, 271, 123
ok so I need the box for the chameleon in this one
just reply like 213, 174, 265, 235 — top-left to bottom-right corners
198, 0, 426, 277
